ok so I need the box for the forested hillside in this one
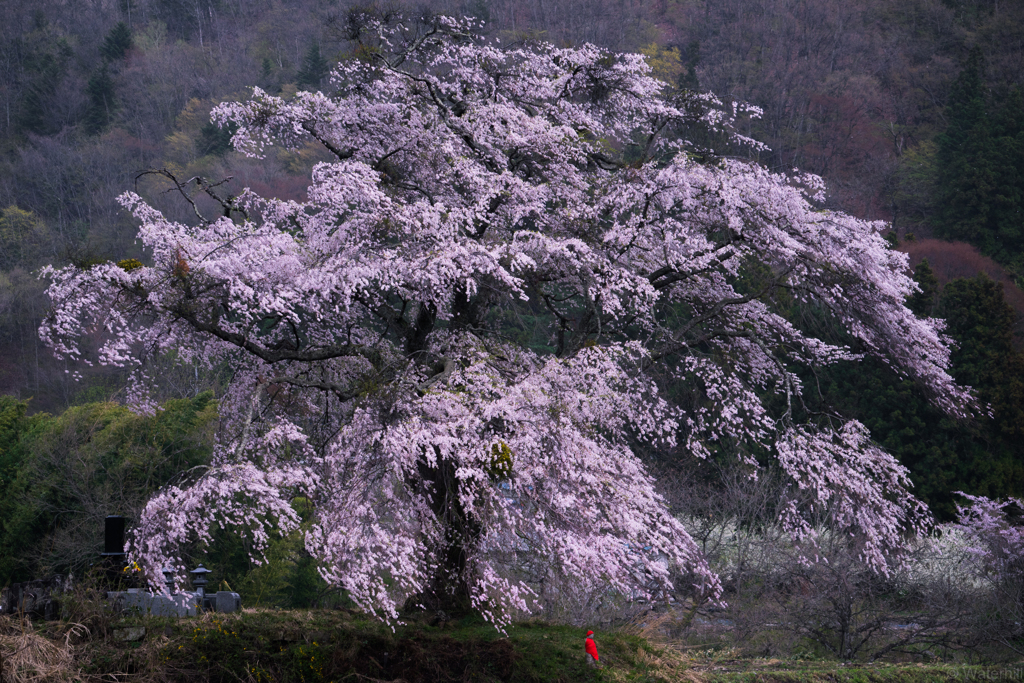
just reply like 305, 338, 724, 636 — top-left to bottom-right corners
0, 0, 1023, 632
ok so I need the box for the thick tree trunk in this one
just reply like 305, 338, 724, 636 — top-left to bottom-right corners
405, 449, 481, 616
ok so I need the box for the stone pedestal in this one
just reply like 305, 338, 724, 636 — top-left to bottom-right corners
107, 589, 240, 616
107, 589, 199, 617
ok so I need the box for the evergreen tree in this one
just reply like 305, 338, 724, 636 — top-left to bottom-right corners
199, 120, 238, 157
937, 48, 992, 246
941, 275, 1014, 378
295, 43, 329, 90
83, 67, 117, 135
15, 37, 72, 137
936, 49, 1024, 266
989, 87, 1024, 266
679, 40, 700, 91
100, 22, 133, 62
811, 272, 1024, 519
939, 275, 1024, 438
907, 258, 940, 317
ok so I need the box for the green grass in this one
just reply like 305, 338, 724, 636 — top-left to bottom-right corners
37, 609, 1024, 682
87, 609, 621, 682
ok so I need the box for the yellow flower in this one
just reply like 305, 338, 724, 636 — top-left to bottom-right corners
487, 442, 514, 480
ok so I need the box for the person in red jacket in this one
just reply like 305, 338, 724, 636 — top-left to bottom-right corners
585, 630, 599, 665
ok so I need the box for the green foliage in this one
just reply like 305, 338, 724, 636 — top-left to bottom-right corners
813, 273, 1024, 519
0, 392, 333, 609
295, 43, 329, 90
0, 393, 217, 584
199, 520, 335, 610
142, 612, 627, 682
941, 275, 1014, 382
0, 398, 53, 582
818, 355, 977, 519
0, 396, 33, 535
100, 22, 133, 62
0, 205, 48, 270
198, 120, 238, 157
940, 275, 1024, 442
936, 49, 1024, 266
0, 396, 27, 460
906, 259, 940, 317
639, 43, 683, 87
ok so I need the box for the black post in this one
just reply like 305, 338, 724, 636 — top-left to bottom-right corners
100, 515, 127, 587
101, 516, 126, 559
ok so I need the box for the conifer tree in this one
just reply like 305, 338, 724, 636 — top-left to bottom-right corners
937, 48, 991, 246
295, 43, 329, 90
83, 67, 117, 135
100, 22, 132, 62
937, 49, 1024, 265
907, 259, 940, 317
818, 271, 1024, 520
940, 275, 1015, 391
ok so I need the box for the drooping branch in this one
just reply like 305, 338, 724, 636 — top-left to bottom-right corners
135, 169, 250, 222
268, 374, 361, 401
300, 121, 355, 161
173, 307, 370, 365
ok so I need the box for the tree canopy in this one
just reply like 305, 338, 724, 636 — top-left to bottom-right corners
41, 17, 970, 627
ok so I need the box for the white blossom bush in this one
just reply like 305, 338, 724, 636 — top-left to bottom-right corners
945, 495, 1024, 613
40, 15, 970, 627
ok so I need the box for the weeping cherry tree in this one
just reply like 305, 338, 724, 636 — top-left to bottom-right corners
41, 15, 970, 627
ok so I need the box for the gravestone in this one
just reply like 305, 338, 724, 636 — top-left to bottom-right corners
216, 590, 241, 613
102, 516, 127, 562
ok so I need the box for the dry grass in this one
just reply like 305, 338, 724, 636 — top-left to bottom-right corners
0, 616, 87, 683
607, 612, 704, 682
618, 609, 698, 645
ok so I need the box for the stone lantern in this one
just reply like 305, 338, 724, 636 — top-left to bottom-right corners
189, 565, 212, 599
